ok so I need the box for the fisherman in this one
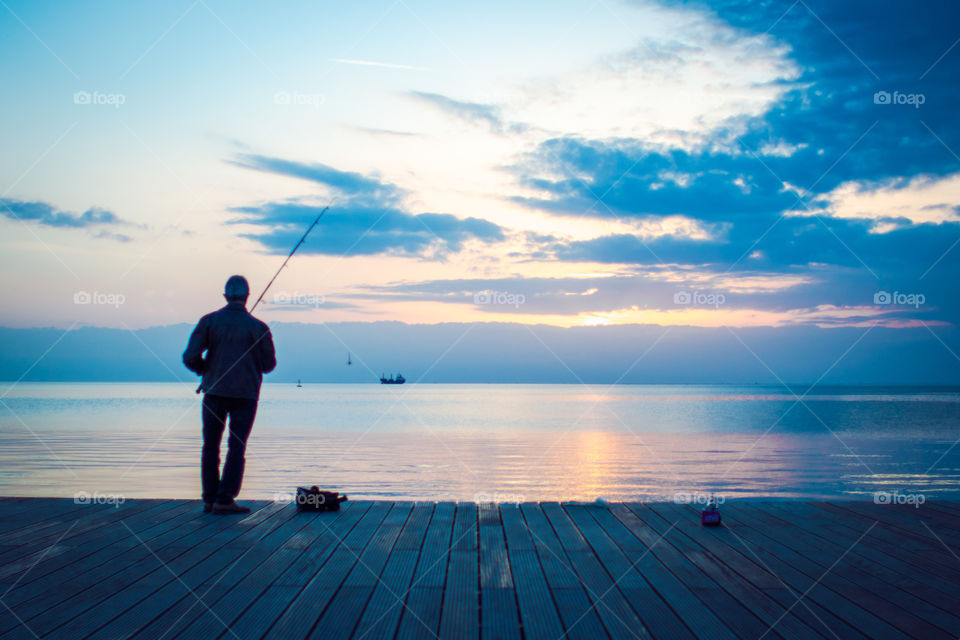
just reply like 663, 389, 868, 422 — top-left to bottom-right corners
183, 275, 276, 514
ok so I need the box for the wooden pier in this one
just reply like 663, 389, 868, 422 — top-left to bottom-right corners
0, 498, 958, 639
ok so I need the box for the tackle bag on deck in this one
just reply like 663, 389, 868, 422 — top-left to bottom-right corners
295, 486, 348, 512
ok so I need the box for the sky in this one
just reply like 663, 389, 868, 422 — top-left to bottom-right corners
2, 0, 960, 381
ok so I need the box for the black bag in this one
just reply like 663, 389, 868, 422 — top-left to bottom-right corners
296, 486, 348, 512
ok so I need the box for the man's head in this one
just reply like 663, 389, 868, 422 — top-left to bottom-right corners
224, 275, 250, 305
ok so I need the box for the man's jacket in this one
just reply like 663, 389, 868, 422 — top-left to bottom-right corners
183, 301, 276, 399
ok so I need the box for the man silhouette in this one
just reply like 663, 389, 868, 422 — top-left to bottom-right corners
183, 275, 276, 514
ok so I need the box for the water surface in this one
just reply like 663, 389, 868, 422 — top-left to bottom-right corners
0, 383, 957, 501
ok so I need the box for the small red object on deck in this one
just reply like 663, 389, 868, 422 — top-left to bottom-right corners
701, 495, 721, 526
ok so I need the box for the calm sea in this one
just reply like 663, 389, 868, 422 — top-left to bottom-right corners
0, 383, 958, 502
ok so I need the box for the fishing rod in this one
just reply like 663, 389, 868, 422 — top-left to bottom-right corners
194, 200, 334, 394
250, 199, 335, 312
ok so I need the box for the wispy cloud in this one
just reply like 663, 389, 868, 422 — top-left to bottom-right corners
408, 91, 527, 135
330, 58, 429, 72
230, 153, 505, 258
0, 198, 136, 240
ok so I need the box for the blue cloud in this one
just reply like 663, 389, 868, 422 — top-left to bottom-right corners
0, 199, 132, 238
501, 0, 960, 307
230, 155, 504, 257
409, 91, 526, 135
231, 154, 402, 204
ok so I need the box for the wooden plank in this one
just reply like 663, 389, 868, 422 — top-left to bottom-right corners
0, 498, 957, 640
43, 503, 305, 640
926, 500, 960, 519
646, 502, 835, 640
0, 498, 166, 570
611, 502, 775, 640
817, 502, 960, 578
508, 548, 566, 640
7, 501, 292, 640
275, 502, 373, 586
481, 588, 521, 640
836, 501, 960, 552
499, 503, 534, 551
718, 503, 915, 640
636, 502, 827, 640
0, 501, 276, 639
0, 498, 99, 536
133, 503, 306, 640
751, 501, 960, 638
518, 503, 608, 640
518, 503, 584, 589
547, 504, 655, 640
811, 503, 960, 584
0, 499, 194, 602
177, 502, 392, 640
785, 502, 960, 594
0, 501, 199, 638
412, 501, 455, 587
646, 502, 869, 640
604, 504, 738, 640
258, 502, 393, 640
499, 503, 565, 640
147, 503, 365, 640
305, 502, 414, 639
395, 502, 435, 549
395, 502, 455, 639
540, 502, 589, 551
479, 503, 511, 589
396, 586, 444, 640
478, 502, 520, 640
451, 501, 478, 551
354, 502, 435, 640
439, 503, 479, 640
0, 497, 114, 536
439, 549, 479, 640
580, 504, 702, 640
0, 498, 162, 550
0, 501, 209, 626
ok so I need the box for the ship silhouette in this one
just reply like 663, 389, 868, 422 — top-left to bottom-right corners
379, 373, 405, 385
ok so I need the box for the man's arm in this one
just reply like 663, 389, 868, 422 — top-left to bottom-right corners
182, 317, 208, 375
258, 326, 277, 374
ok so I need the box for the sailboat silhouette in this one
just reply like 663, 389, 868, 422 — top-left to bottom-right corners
347, 353, 352, 366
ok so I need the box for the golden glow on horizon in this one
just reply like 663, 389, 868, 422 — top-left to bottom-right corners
259, 298, 943, 330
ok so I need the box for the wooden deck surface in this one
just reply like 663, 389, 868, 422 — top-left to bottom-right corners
0, 498, 958, 639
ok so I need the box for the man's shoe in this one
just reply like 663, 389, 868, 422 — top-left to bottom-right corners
203, 502, 213, 513
212, 501, 251, 515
